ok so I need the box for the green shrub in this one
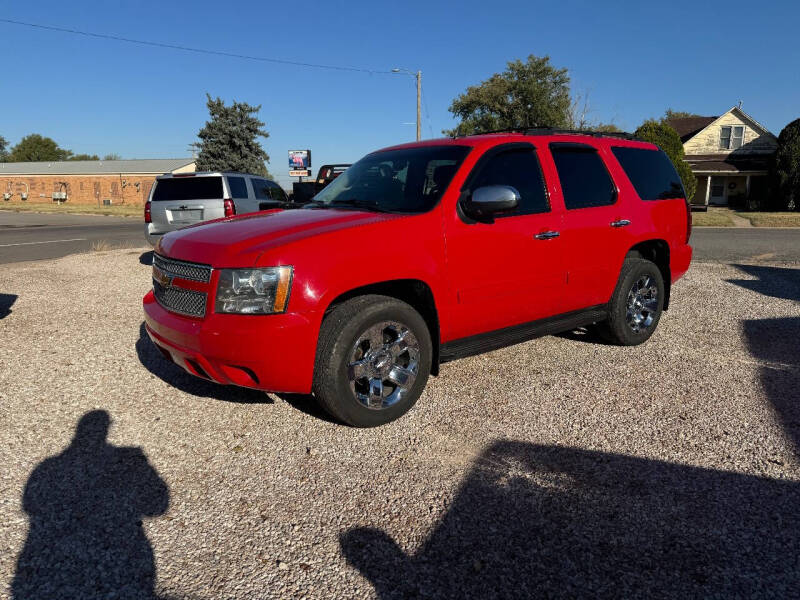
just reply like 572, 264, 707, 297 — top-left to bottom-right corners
769, 118, 800, 211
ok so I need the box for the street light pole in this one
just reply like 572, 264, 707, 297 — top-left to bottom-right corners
393, 68, 422, 141
415, 70, 421, 142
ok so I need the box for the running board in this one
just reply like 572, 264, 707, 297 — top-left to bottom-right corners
439, 305, 608, 363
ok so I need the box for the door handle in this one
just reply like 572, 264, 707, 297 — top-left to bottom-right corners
534, 230, 560, 240
610, 219, 631, 228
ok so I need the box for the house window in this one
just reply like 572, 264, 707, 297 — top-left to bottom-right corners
710, 176, 725, 198
720, 126, 744, 150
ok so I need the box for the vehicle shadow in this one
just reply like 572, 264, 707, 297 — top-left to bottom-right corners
727, 263, 800, 302
12, 410, 170, 599
340, 440, 800, 598
0, 293, 17, 319
135, 322, 270, 404
742, 315, 800, 454
140, 251, 154, 266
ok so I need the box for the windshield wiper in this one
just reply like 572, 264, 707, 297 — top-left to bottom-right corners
327, 198, 393, 213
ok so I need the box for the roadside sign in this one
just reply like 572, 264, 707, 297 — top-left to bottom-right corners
289, 169, 310, 177
289, 150, 311, 171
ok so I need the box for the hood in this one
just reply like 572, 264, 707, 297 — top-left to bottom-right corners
157, 208, 399, 266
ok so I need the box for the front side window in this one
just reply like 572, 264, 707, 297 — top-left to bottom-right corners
720, 126, 745, 150
469, 149, 549, 216
227, 176, 248, 199
266, 182, 287, 202
550, 144, 616, 210
310, 145, 471, 213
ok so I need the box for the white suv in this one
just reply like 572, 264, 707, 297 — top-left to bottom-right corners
144, 172, 288, 246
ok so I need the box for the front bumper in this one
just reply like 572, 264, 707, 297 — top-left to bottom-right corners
143, 290, 318, 393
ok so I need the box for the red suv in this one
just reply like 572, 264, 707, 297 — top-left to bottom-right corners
143, 131, 692, 426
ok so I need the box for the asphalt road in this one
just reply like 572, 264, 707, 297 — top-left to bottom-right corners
0, 211, 144, 264
2, 210, 800, 264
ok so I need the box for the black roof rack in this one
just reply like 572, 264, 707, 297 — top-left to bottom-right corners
524, 127, 639, 140
453, 127, 639, 141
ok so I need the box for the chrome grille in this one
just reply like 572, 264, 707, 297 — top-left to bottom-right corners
153, 253, 212, 283
153, 280, 207, 317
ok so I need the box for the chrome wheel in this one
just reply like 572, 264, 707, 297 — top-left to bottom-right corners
347, 321, 420, 410
626, 274, 659, 333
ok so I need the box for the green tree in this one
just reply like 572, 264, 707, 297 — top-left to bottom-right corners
103, 153, 122, 161
444, 55, 572, 135
68, 153, 100, 161
195, 95, 271, 176
634, 120, 697, 202
9, 134, 71, 162
0, 135, 9, 162
769, 118, 800, 211
664, 109, 703, 120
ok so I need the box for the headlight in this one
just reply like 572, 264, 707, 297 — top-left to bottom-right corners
215, 266, 293, 314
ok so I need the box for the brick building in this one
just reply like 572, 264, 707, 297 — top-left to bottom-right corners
0, 158, 196, 207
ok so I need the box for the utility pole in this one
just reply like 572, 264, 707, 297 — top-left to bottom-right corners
416, 70, 422, 142
392, 68, 423, 141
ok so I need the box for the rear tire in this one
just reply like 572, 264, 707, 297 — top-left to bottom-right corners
313, 295, 432, 427
596, 258, 664, 346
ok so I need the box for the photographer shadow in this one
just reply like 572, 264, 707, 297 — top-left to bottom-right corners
12, 410, 169, 599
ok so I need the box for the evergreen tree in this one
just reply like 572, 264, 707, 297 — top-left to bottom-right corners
634, 120, 697, 202
769, 118, 800, 211
0, 135, 8, 162
196, 95, 271, 177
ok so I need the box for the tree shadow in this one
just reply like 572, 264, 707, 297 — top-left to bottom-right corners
136, 323, 269, 404
727, 264, 800, 302
0, 293, 17, 319
140, 251, 153, 266
12, 410, 170, 599
341, 440, 800, 598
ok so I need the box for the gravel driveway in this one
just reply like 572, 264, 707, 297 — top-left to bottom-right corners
1, 249, 798, 599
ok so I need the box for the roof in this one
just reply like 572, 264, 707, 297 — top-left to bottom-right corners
686, 153, 771, 173
0, 158, 195, 175
666, 116, 718, 142
378, 132, 657, 154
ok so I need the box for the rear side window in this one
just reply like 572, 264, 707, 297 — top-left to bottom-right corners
251, 178, 270, 200
470, 149, 549, 216
227, 176, 248, 199
611, 146, 686, 200
550, 144, 616, 210
151, 176, 223, 201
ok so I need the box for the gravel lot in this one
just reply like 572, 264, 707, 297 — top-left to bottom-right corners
1, 249, 798, 599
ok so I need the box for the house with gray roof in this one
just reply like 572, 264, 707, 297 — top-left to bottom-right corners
0, 158, 196, 206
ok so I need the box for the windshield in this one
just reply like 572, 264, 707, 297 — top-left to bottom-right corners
310, 145, 471, 213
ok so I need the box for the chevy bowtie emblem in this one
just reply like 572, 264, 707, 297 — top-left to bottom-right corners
153, 265, 173, 288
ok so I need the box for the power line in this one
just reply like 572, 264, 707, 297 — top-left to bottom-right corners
0, 18, 394, 74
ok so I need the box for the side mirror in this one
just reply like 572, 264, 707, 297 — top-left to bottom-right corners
462, 185, 520, 223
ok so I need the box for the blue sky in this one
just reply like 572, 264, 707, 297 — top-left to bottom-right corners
1, 0, 798, 188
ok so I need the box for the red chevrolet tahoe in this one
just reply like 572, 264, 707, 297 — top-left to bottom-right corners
143, 131, 692, 426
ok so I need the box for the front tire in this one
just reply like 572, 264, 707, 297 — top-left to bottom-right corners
313, 295, 432, 427
597, 258, 665, 346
